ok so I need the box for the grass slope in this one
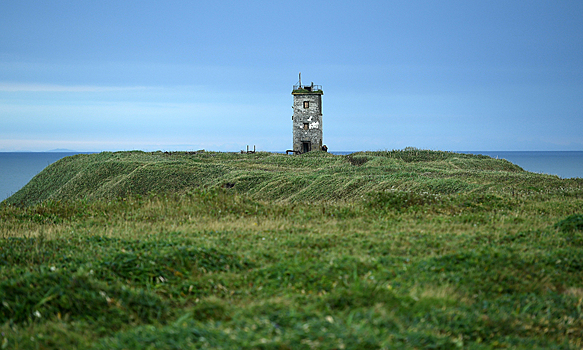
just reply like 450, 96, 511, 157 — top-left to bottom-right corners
1, 149, 583, 349
2, 149, 559, 207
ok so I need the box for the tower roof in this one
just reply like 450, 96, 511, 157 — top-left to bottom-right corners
292, 83, 323, 95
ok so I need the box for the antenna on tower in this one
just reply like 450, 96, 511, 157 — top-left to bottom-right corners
299, 72, 302, 88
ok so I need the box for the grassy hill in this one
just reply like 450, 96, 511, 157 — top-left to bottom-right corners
1, 149, 583, 349
3, 148, 571, 207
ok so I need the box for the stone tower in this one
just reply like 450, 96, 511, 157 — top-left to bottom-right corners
292, 74, 323, 154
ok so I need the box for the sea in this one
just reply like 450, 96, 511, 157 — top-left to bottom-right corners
1, 151, 582, 202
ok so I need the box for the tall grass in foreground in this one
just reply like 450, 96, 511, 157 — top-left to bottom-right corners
1, 185, 583, 349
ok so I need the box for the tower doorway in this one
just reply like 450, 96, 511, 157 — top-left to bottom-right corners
302, 142, 311, 153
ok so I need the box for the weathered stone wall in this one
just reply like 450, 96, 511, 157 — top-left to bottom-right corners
292, 93, 323, 153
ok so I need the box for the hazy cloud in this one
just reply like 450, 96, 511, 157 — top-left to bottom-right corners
0, 83, 150, 92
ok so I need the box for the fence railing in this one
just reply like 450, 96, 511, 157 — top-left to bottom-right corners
293, 84, 322, 92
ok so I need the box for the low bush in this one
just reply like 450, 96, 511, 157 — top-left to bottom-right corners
555, 214, 583, 233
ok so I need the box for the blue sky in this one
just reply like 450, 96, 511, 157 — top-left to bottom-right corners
1, 1, 582, 152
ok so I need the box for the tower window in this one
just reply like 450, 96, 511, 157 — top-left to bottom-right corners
303, 101, 309, 108
303, 123, 309, 130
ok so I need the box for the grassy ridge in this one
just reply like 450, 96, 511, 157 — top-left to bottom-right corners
1, 149, 583, 349
2, 149, 571, 207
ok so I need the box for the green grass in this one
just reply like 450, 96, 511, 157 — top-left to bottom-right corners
3, 149, 572, 207
1, 149, 582, 349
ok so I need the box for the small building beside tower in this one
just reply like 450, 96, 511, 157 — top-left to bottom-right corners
291, 73, 324, 154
